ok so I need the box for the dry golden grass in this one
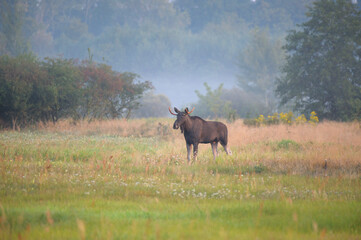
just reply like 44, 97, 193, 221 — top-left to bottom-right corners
229, 120, 361, 146
36, 118, 174, 137
228, 120, 361, 175
38, 118, 361, 146
35, 118, 361, 175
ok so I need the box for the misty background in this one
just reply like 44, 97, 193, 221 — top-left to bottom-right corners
1, 0, 360, 119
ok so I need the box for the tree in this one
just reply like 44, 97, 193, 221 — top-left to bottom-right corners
237, 29, 284, 112
79, 61, 152, 120
276, 0, 361, 121
173, 0, 315, 33
0, 0, 29, 56
195, 83, 235, 120
0, 54, 82, 128
39, 57, 82, 122
0, 54, 42, 129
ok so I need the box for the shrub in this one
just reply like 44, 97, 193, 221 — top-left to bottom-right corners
244, 111, 319, 127
309, 111, 319, 124
279, 112, 294, 124
266, 113, 280, 125
295, 114, 307, 124
243, 118, 259, 127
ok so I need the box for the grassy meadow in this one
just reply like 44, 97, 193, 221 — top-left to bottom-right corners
0, 119, 360, 239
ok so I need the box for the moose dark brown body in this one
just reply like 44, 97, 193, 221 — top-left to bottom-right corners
169, 107, 231, 162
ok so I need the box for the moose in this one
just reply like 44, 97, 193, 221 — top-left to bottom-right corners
169, 107, 231, 163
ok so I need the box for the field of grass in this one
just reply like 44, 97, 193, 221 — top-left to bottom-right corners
0, 119, 360, 239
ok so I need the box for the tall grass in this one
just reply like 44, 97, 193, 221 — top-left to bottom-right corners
34, 118, 361, 175
36, 118, 174, 137
36, 118, 361, 146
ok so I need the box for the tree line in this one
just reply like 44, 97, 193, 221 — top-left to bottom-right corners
0, 54, 152, 129
0, 0, 317, 77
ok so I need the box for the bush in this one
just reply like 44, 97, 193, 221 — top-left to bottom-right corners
0, 54, 152, 129
243, 111, 319, 127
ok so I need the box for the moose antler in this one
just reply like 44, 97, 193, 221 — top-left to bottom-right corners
185, 107, 195, 115
168, 107, 177, 115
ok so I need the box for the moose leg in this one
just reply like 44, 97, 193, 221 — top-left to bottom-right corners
211, 142, 218, 160
193, 143, 199, 161
220, 140, 232, 155
186, 143, 192, 163
222, 144, 232, 155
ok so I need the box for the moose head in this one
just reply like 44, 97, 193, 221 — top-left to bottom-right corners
168, 107, 194, 131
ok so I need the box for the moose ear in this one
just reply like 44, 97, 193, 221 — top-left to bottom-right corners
174, 107, 180, 113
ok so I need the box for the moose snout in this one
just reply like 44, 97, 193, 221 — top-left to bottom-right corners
173, 122, 179, 129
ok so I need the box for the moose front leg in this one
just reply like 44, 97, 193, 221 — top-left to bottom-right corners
193, 143, 199, 161
221, 143, 232, 156
186, 143, 192, 163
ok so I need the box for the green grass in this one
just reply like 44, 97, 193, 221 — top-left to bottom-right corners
0, 131, 360, 239
3, 200, 360, 239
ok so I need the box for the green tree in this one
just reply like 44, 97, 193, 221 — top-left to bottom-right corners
276, 0, 361, 121
39, 57, 82, 122
0, 0, 29, 56
173, 0, 314, 33
0, 54, 41, 129
115, 72, 153, 119
79, 61, 152, 120
195, 83, 235, 120
237, 29, 284, 111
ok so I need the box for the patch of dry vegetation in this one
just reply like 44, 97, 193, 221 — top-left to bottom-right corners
33, 118, 361, 175
229, 120, 361, 175
230, 120, 361, 145
37, 118, 361, 145
36, 118, 174, 137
